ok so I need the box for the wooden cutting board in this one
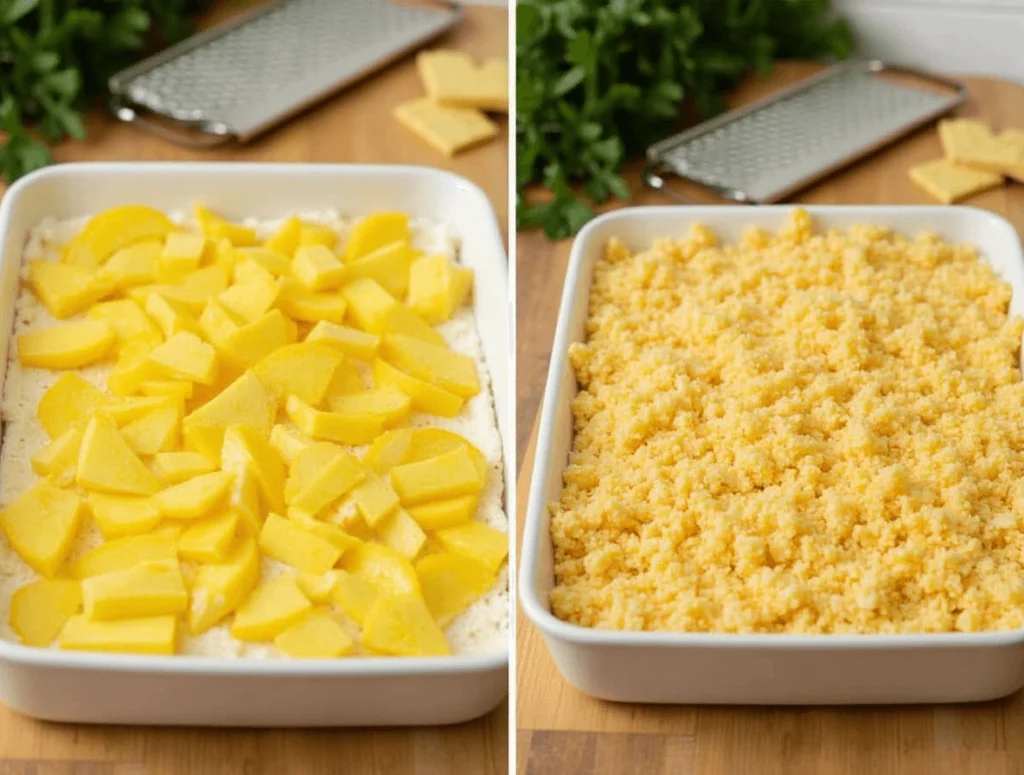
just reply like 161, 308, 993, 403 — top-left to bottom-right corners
0, 5, 508, 775
516, 63, 1024, 775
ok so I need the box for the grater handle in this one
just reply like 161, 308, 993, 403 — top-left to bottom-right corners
642, 164, 750, 205
111, 95, 234, 149
866, 60, 968, 102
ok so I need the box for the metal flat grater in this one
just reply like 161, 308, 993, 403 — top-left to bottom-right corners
108, 0, 462, 147
644, 60, 967, 204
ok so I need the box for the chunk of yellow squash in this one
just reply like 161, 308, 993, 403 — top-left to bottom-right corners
159, 233, 206, 281
233, 256, 276, 286
179, 511, 239, 563
375, 508, 427, 560
435, 521, 508, 574
274, 609, 354, 657
152, 451, 215, 484
59, 614, 177, 655
228, 466, 265, 538
362, 428, 413, 475
182, 370, 275, 460
147, 330, 218, 385
405, 428, 488, 480
362, 593, 449, 657
88, 299, 162, 349
327, 387, 411, 427
82, 559, 188, 621
28, 260, 114, 318
37, 373, 107, 439
344, 241, 419, 298
100, 395, 178, 427
296, 571, 338, 604
76, 414, 161, 496
331, 569, 379, 624
144, 292, 199, 339
252, 342, 340, 406
285, 442, 344, 503
380, 333, 479, 398
194, 204, 259, 246
198, 298, 240, 345
219, 309, 297, 371
218, 272, 279, 323
289, 449, 365, 516
344, 212, 409, 261
286, 509, 361, 553
100, 240, 161, 289
88, 493, 162, 539
371, 358, 463, 418
10, 578, 82, 647
258, 513, 342, 574
306, 320, 380, 360
340, 278, 444, 346
347, 472, 400, 528
407, 253, 473, 324
293, 244, 347, 291
106, 338, 164, 396
323, 358, 366, 397
154, 471, 234, 519
69, 528, 179, 579
0, 482, 81, 578
264, 216, 301, 257
64, 205, 176, 268
299, 222, 338, 249
339, 542, 419, 596
155, 266, 230, 314
221, 424, 286, 514
139, 380, 193, 401
235, 246, 291, 277
407, 494, 478, 531
188, 538, 260, 634
18, 320, 116, 369
415, 552, 494, 626
284, 395, 384, 445
231, 574, 312, 642
268, 424, 311, 466
277, 280, 347, 324
30, 425, 82, 487
120, 402, 181, 456
389, 446, 483, 506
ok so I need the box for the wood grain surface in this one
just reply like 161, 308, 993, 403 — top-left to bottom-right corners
515, 63, 1024, 775
34, 1, 510, 236
0, 4, 508, 775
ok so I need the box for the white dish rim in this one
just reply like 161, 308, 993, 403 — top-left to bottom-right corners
519, 203, 1024, 651
0, 161, 509, 676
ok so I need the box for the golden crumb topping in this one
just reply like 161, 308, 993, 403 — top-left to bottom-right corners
551, 209, 1024, 634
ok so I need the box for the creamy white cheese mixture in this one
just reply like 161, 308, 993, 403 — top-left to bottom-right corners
0, 211, 508, 657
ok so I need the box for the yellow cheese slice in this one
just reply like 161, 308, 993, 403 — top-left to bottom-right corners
393, 98, 497, 157
417, 51, 508, 112
908, 159, 1002, 204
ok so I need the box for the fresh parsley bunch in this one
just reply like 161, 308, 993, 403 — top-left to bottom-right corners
0, 0, 212, 183
516, 0, 854, 239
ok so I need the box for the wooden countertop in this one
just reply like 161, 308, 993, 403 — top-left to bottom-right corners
0, 5, 508, 775
11, 3, 510, 236
516, 63, 1024, 775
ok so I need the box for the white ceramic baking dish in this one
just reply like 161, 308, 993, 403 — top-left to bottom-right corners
0, 162, 510, 726
520, 205, 1024, 705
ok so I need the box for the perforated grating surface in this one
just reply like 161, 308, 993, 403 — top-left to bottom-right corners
115, 0, 456, 136
654, 66, 957, 203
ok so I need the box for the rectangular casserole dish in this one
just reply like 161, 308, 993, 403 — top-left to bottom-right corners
0, 162, 510, 726
519, 205, 1024, 705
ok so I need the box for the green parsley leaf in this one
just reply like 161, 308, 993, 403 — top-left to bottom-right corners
516, 0, 853, 239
